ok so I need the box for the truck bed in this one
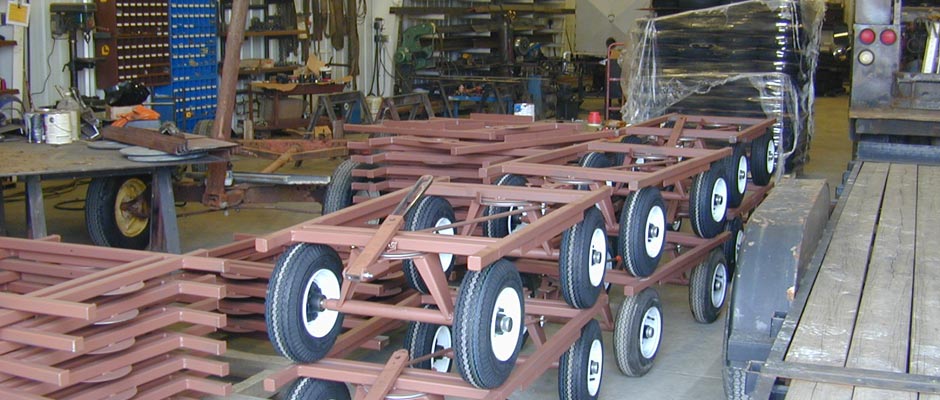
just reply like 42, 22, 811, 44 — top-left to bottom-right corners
756, 162, 940, 398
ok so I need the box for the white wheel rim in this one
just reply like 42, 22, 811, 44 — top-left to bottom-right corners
586, 339, 603, 396
508, 206, 527, 234
734, 230, 744, 262
588, 227, 607, 287
490, 286, 522, 362
639, 305, 662, 359
735, 155, 748, 193
302, 269, 341, 338
767, 139, 778, 174
710, 177, 728, 223
430, 326, 453, 373
644, 205, 666, 258
435, 217, 456, 271
710, 262, 728, 308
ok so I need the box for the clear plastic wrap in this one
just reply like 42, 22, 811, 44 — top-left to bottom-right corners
622, 0, 825, 170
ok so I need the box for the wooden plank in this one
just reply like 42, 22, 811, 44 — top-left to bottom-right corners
785, 162, 889, 399
847, 164, 917, 400
911, 165, 940, 400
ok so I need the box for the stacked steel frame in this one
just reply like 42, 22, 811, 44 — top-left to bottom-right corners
0, 236, 240, 399
334, 114, 617, 203
200, 235, 413, 359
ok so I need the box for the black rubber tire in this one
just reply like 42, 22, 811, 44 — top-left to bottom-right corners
559, 207, 608, 309
689, 249, 729, 324
577, 152, 612, 190
284, 378, 350, 400
193, 119, 214, 136
614, 287, 663, 377
483, 174, 529, 238
749, 132, 776, 186
402, 196, 456, 293
404, 316, 453, 372
725, 144, 748, 208
723, 366, 751, 400
722, 217, 744, 278
265, 244, 345, 363
453, 259, 525, 389
689, 165, 729, 239
558, 319, 604, 400
613, 135, 645, 166
323, 160, 377, 214
85, 175, 152, 250
618, 187, 667, 278
723, 303, 752, 400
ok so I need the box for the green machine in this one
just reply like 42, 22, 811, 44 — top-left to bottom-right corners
394, 23, 436, 71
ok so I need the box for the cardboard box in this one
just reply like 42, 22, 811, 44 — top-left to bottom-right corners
260, 97, 304, 121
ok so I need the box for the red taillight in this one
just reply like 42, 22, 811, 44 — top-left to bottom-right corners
881, 29, 897, 45
859, 28, 876, 44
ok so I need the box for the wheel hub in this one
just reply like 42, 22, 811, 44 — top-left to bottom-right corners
767, 139, 778, 173
736, 156, 748, 192
710, 178, 728, 222
711, 263, 728, 307
302, 269, 341, 338
588, 228, 607, 287
490, 286, 522, 362
587, 339, 603, 396
639, 306, 662, 359
304, 287, 326, 319
644, 204, 666, 258
495, 311, 514, 334
647, 224, 660, 241
114, 178, 150, 237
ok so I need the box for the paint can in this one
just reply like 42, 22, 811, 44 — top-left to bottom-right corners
319, 66, 332, 83
366, 95, 383, 120
23, 112, 45, 143
42, 109, 74, 145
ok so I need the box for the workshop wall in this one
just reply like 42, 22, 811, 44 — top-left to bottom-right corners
23, 0, 90, 109
360, 0, 398, 97
576, 0, 648, 55
0, 18, 24, 99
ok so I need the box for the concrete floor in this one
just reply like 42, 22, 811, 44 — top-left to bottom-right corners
0, 95, 853, 399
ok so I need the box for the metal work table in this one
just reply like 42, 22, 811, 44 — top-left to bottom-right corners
247, 82, 345, 131
0, 140, 227, 253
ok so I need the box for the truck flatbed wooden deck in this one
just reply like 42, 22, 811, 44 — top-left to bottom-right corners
753, 162, 940, 398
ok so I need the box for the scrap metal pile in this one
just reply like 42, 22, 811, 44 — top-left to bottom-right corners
254, 113, 777, 398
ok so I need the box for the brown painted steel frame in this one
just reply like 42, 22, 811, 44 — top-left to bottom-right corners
262, 294, 611, 400
626, 113, 775, 145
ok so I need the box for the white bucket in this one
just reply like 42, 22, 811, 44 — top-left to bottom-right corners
366, 95, 383, 120
43, 110, 73, 145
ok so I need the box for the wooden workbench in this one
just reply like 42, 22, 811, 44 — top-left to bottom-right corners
756, 162, 940, 398
0, 139, 226, 253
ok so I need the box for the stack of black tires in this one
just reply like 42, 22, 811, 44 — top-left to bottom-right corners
628, 0, 820, 171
